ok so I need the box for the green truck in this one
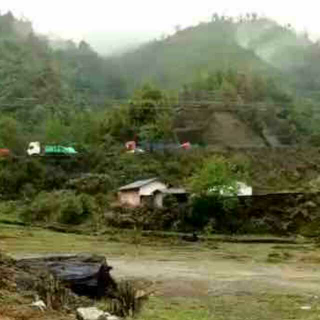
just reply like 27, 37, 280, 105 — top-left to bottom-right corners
27, 142, 78, 157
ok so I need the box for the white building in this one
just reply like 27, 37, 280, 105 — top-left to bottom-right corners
209, 181, 253, 197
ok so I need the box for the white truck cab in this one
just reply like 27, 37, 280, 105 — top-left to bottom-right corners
27, 142, 41, 156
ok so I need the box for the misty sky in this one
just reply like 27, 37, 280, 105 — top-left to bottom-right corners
2, 0, 320, 54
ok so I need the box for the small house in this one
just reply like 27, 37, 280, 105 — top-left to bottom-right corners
118, 178, 167, 207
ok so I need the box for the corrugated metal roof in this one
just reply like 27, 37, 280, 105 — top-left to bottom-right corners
119, 178, 159, 191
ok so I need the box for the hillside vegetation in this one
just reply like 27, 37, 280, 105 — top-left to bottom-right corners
2, 12, 320, 147
1, 12, 320, 233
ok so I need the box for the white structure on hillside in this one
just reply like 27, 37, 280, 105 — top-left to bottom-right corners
209, 181, 252, 197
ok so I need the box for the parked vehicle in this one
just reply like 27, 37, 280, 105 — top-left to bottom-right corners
0, 148, 11, 158
27, 142, 78, 157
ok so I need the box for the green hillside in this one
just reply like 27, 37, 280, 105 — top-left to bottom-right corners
120, 18, 275, 92
2, 12, 320, 235
1, 12, 320, 149
112, 15, 320, 146
0, 12, 127, 114
118, 15, 320, 100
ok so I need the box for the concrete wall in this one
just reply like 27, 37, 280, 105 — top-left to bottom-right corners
119, 190, 140, 207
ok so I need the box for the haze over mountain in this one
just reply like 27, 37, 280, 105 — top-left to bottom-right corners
2, 0, 320, 55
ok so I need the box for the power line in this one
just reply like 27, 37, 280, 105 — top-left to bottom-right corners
0, 99, 317, 108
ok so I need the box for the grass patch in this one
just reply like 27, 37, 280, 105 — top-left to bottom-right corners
139, 297, 211, 320
1, 223, 318, 264
139, 294, 320, 320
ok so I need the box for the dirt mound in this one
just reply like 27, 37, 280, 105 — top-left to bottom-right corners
205, 112, 266, 147
16, 254, 117, 299
174, 105, 275, 147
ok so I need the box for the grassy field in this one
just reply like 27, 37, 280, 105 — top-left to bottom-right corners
2, 223, 320, 320
139, 295, 320, 320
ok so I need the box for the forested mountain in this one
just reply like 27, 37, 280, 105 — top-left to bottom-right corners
3, 12, 320, 102
120, 16, 273, 92
0, 11, 127, 113
115, 14, 320, 145
117, 14, 320, 101
1, 11, 320, 149
0, 12, 128, 150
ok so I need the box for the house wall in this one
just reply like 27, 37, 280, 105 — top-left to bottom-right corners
139, 181, 167, 196
154, 193, 164, 208
119, 190, 141, 207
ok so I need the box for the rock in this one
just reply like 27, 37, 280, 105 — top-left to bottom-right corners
16, 255, 117, 298
76, 307, 108, 320
30, 300, 46, 312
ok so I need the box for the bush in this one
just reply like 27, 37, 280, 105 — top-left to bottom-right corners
189, 195, 241, 234
36, 273, 70, 310
67, 174, 114, 195
35, 272, 91, 310
107, 280, 148, 317
0, 159, 45, 199
20, 190, 97, 225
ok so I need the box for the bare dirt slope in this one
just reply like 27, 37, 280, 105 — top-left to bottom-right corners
205, 112, 266, 147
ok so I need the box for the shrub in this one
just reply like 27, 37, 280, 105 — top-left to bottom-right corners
67, 174, 114, 195
189, 195, 241, 234
58, 192, 85, 225
0, 159, 43, 199
36, 273, 70, 310
107, 280, 148, 317
20, 190, 97, 225
35, 272, 91, 310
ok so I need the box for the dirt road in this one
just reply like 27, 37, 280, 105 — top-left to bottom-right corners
108, 253, 320, 297
15, 244, 320, 299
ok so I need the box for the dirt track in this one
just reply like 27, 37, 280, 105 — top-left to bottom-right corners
108, 254, 320, 298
